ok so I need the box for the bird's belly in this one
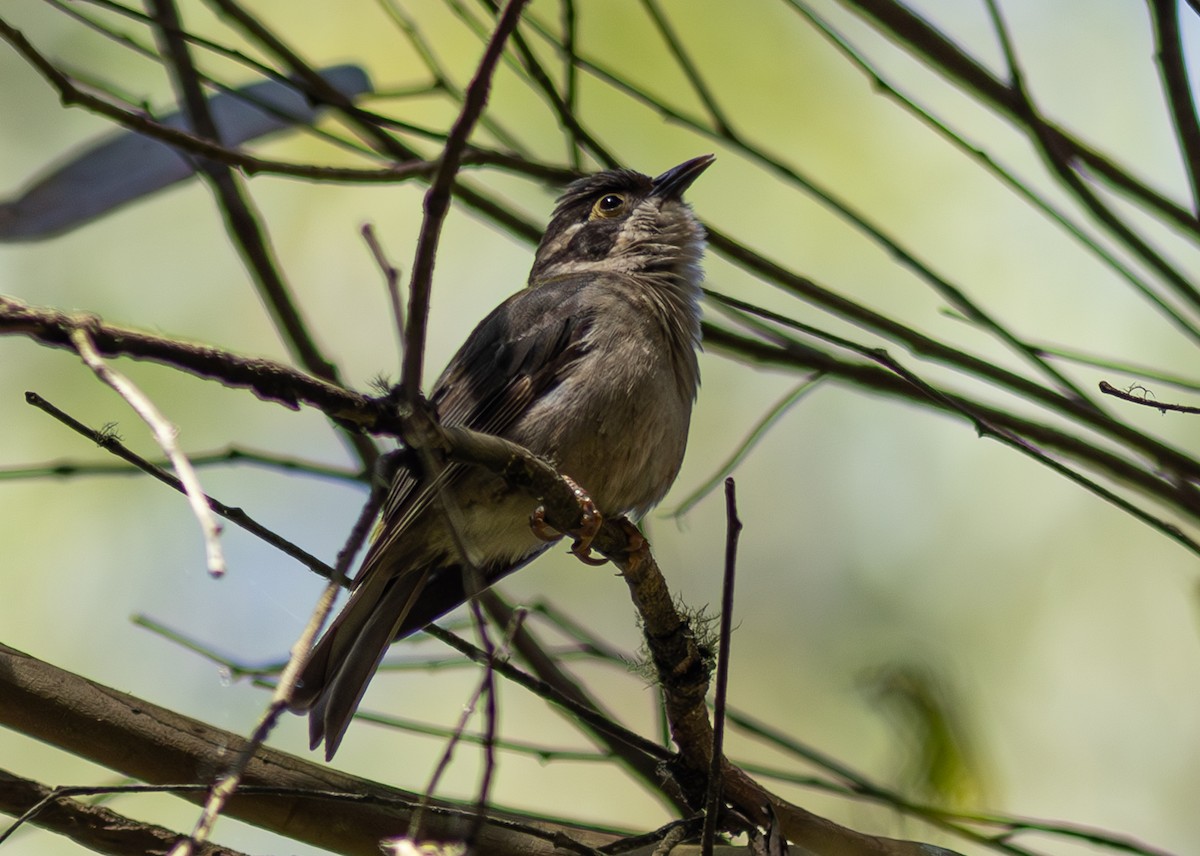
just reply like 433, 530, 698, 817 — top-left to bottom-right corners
509, 364, 693, 517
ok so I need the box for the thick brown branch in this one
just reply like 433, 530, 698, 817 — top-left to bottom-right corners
615, 525, 961, 855
0, 643, 621, 856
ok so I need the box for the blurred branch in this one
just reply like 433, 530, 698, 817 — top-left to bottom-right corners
984, 0, 1200, 335
786, 0, 1200, 346
199, 0, 543, 243
840, 0, 1200, 237
147, 0, 379, 476
715, 293, 1200, 556
0, 770, 246, 856
0, 643, 623, 856
0, 444, 364, 484
1147, 0, 1200, 213
701, 322, 1200, 521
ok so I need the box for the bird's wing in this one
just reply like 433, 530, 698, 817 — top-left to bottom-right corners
362, 276, 597, 570
296, 277, 601, 755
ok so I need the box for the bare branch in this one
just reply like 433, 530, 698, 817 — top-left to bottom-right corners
68, 325, 225, 577
701, 479, 742, 854
401, 0, 531, 401
0, 643, 623, 856
1099, 380, 1200, 414
25, 391, 332, 578
0, 769, 246, 856
1147, 0, 1200, 213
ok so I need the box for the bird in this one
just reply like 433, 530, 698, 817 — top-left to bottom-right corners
291, 154, 713, 759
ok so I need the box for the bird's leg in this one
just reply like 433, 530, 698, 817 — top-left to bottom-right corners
529, 474, 608, 566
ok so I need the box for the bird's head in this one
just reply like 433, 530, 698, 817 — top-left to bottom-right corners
528, 154, 713, 288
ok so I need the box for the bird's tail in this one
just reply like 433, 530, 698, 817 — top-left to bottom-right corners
291, 567, 431, 760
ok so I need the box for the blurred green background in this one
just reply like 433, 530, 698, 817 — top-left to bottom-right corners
1, 1, 1198, 853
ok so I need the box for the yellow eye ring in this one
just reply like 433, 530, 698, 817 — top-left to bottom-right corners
591, 193, 627, 219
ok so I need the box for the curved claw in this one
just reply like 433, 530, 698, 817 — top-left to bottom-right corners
560, 474, 606, 565
571, 539, 609, 566
530, 505, 561, 543
526, 474, 608, 565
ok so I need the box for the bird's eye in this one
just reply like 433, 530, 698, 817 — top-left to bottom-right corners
591, 193, 627, 219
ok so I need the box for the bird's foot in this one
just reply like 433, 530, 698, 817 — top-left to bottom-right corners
529, 474, 607, 566
615, 517, 647, 556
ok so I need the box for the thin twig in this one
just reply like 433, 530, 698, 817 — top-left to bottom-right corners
0, 770, 246, 856
362, 223, 407, 368
377, 0, 527, 151
701, 479, 743, 855
0, 444, 362, 484
701, 240, 1200, 486
203, 0, 543, 244
672, 373, 824, 517
983, 0, 1200, 323
423, 624, 675, 764
168, 462, 388, 856
1147, 0, 1200, 214
479, 591, 692, 812
67, 326, 225, 577
401, 0, 531, 401
412, 604, 513, 845
714, 298, 1200, 558
561, 0, 582, 169
482, 1, 618, 170
470, 602, 500, 843
702, 322, 1200, 519
148, 0, 379, 474
1099, 380, 1200, 414
785, 0, 1200, 347
24, 392, 336, 579
841, 0, 1200, 239
641, 0, 733, 135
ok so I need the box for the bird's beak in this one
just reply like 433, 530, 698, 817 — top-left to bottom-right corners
651, 154, 715, 199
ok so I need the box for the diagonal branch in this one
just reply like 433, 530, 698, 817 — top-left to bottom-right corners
1147, 0, 1200, 214
0, 770, 247, 856
68, 326, 225, 577
146, 0, 379, 473
840, 0, 1200, 237
401, 0, 530, 401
